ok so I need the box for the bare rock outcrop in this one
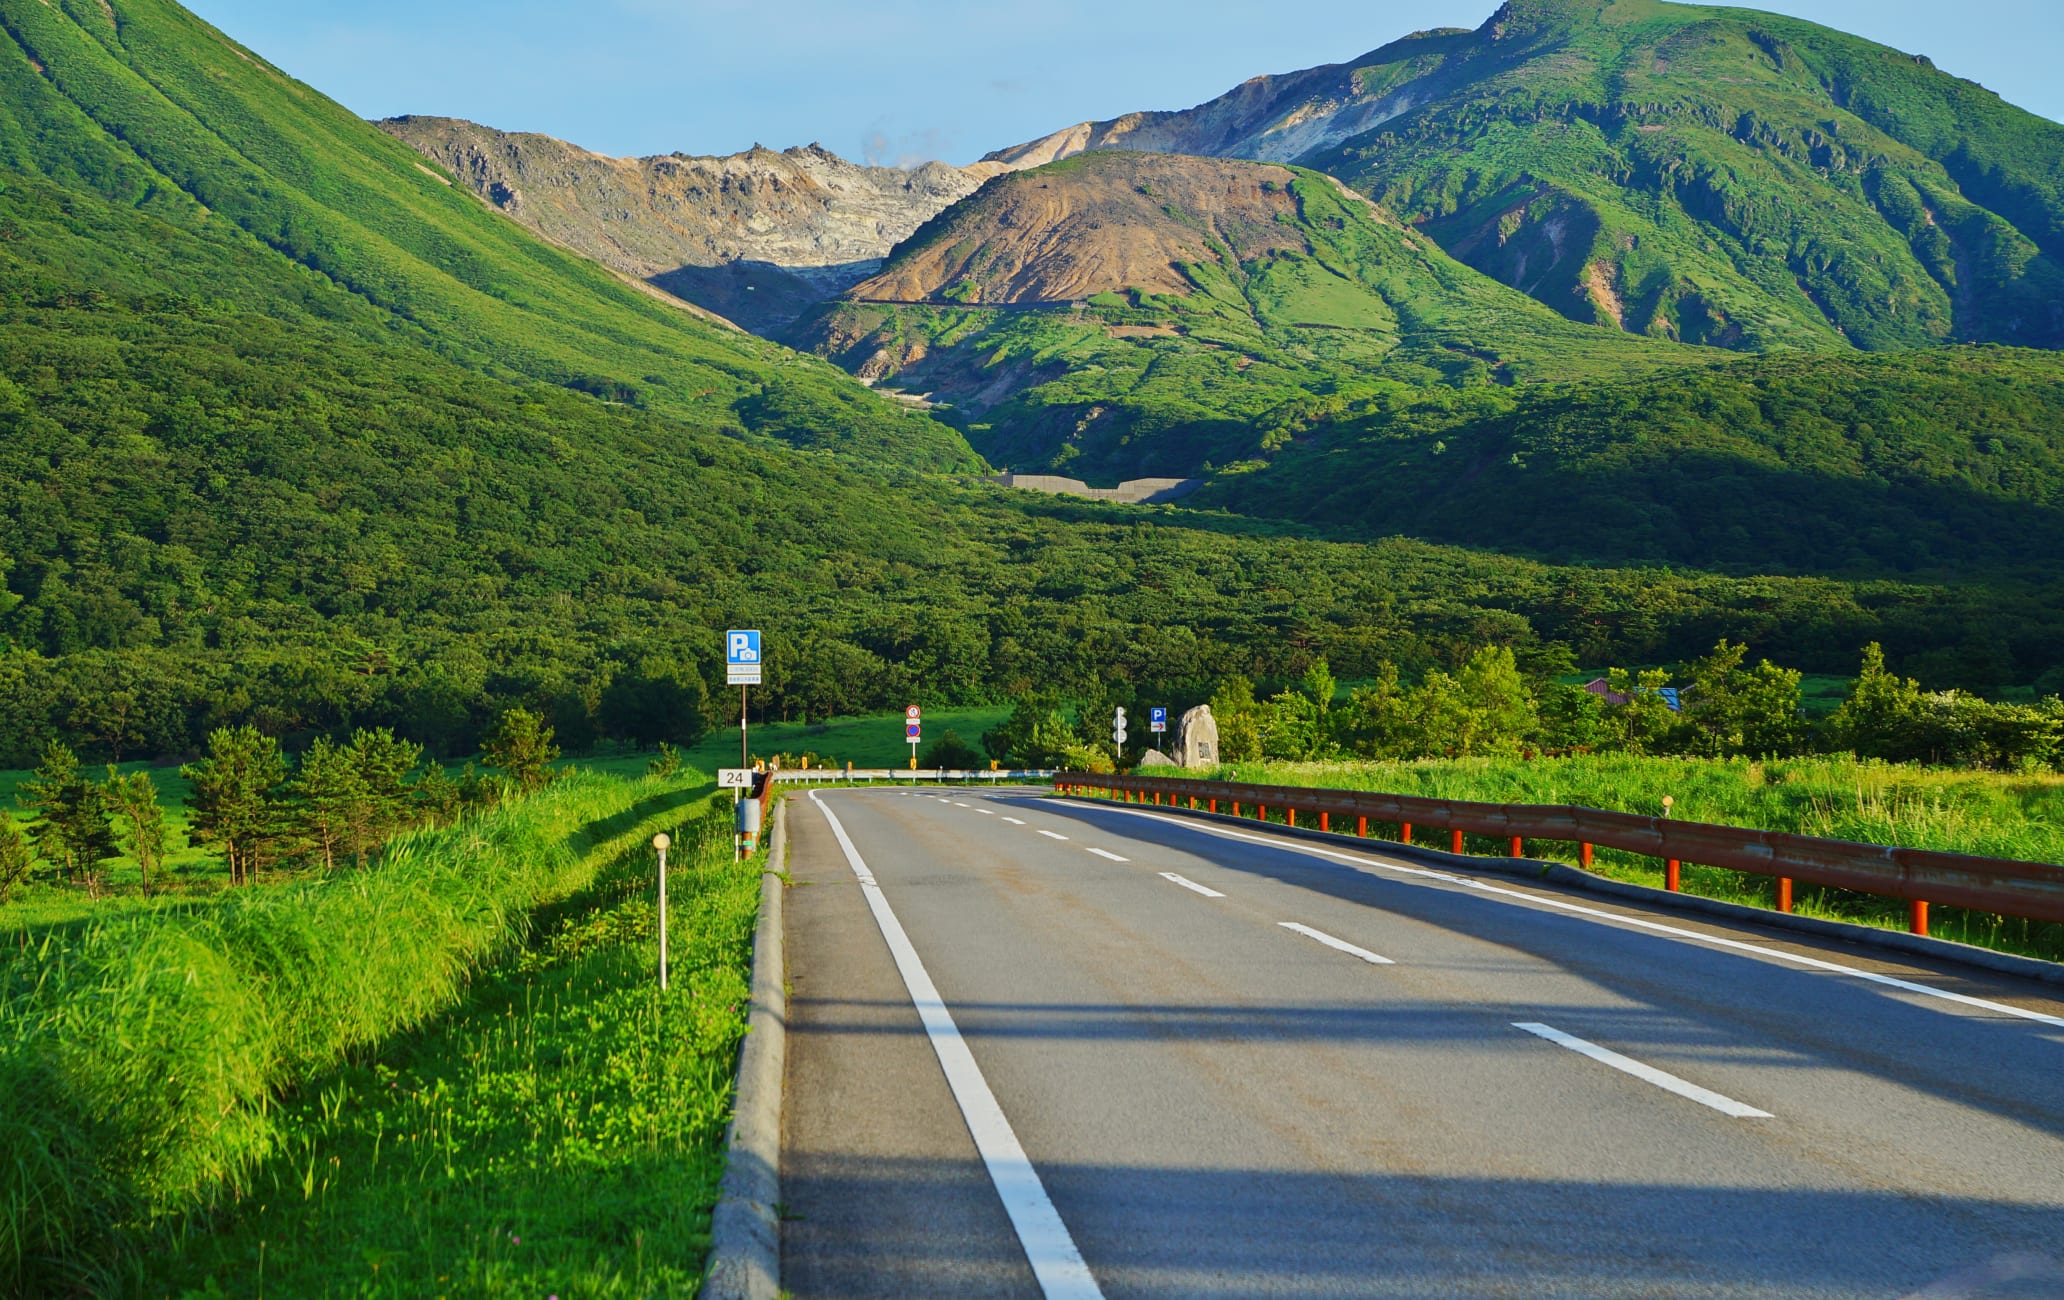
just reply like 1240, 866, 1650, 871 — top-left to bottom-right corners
380, 117, 987, 334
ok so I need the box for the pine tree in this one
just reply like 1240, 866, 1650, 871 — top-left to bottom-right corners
183, 727, 288, 885
481, 708, 559, 794
103, 768, 174, 895
290, 737, 363, 872
0, 810, 31, 902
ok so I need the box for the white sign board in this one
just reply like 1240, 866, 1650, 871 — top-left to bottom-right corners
726, 629, 763, 686
717, 768, 754, 789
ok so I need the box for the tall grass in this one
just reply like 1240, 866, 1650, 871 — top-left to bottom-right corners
0, 771, 708, 1293
1213, 755, 2064, 959
134, 798, 760, 1296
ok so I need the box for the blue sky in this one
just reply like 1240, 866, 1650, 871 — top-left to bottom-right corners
183, 1, 2062, 164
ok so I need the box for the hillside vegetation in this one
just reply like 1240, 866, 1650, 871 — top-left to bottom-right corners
796, 151, 1696, 479
0, 0, 2057, 770
1206, 345, 2064, 584
0, 0, 977, 472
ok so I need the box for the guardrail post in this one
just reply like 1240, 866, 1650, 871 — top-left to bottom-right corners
1910, 900, 1929, 936
1509, 836, 1524, 859
1210, 798, 1218, 813
1357, 815, 1367, 838
1189, 796, 1198, 810
1400, 821, 1412, 845
1776, 877, 1793, 913
1580, 843, 1594, 869
1231, 801, 1240, 817
1451, 829, 1464, 854
1259, 804, 1269, 823
1287, 808, 1298, 828
1319, 811, 1329, 833
1666, 859, 1681, 892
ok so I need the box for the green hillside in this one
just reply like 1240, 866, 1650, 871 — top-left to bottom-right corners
0, 0, 978, 472
796, 152, 1700, 480
1306, 0, 2064, 351
1206, 345, 2064, 587
0, 0, 2060, 778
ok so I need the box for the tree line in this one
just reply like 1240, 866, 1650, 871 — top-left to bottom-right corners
980, 642, 2064, 773
0, 708, 565, 901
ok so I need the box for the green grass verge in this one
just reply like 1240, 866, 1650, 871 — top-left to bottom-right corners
126, 798, 760, 1298
1207, 755, 2064, 962
674, 705, 1012, 773
0, 770, 711, 1292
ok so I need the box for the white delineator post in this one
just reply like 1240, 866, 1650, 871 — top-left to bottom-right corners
654, 832, 671, 991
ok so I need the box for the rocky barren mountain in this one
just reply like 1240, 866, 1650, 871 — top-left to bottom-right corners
381, 116, 994, 333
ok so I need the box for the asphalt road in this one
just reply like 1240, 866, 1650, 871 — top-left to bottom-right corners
778, 786, 2064, 1299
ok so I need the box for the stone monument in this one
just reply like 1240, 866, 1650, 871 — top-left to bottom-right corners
1176, 704, 1219, 768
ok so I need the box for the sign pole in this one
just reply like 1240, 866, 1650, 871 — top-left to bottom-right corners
740, 683, 748, 772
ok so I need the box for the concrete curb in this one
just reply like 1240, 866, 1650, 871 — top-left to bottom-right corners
1062, 796, 2064, 989
699, 799, 787, 1300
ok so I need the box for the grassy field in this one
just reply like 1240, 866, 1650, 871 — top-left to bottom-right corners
128, 798, 760, 1298
0, 770, 716, 1292
1209, 755, 2064, 961
674, 705, 1011, 772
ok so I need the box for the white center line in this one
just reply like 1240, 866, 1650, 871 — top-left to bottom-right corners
1038, 830, 1070, 841
1279, 921, 1395, 965
1085, 847, 1129, 862
954, 802, 973, 808
1160, 872, 1225, 898
977, 809, 997, 816
1513, 1022, 1772, 1118
1002, 817, 1026, 825
809, 793, 1104, 1298
1081, 803, 2064, 1032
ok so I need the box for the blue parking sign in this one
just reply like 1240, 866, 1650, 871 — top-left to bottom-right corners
726, 629, 762, 685
1150, 706, 1168, 734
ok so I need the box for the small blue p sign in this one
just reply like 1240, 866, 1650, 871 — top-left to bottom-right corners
727, 630, 761, 665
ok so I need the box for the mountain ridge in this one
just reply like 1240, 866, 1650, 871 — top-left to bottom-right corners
977, 0, 2064, 353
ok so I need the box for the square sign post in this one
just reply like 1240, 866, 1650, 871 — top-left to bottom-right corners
906, 704, 921, 779
725, 631, 762, 857
726, 630, 762, 776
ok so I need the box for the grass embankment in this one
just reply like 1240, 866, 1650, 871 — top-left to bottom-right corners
0, 770, 715, 1293
1211, 756, 2064, 961
134, 797, 762, 1298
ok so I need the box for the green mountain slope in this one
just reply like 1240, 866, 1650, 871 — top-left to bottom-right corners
988, 0, 2064, 355
0, 0, 979, 472
793, 151, 1702, 480
1205, 345, 2064, 582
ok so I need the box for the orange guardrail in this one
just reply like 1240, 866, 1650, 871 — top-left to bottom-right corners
1055, 771, 2064, 937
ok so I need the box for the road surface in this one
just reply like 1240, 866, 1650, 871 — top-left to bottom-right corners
777, 786, 2064, 1298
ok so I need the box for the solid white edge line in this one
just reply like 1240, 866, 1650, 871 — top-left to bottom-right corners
1078, 802, 2064, 1031
1279, 921, 1395, 965
1159, 871, 1226, 899
1038, 830, 1070, 841
809, 793, 1104, 1299
1086, 847, 1130, 862
1514, 1022, 1773, 1118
